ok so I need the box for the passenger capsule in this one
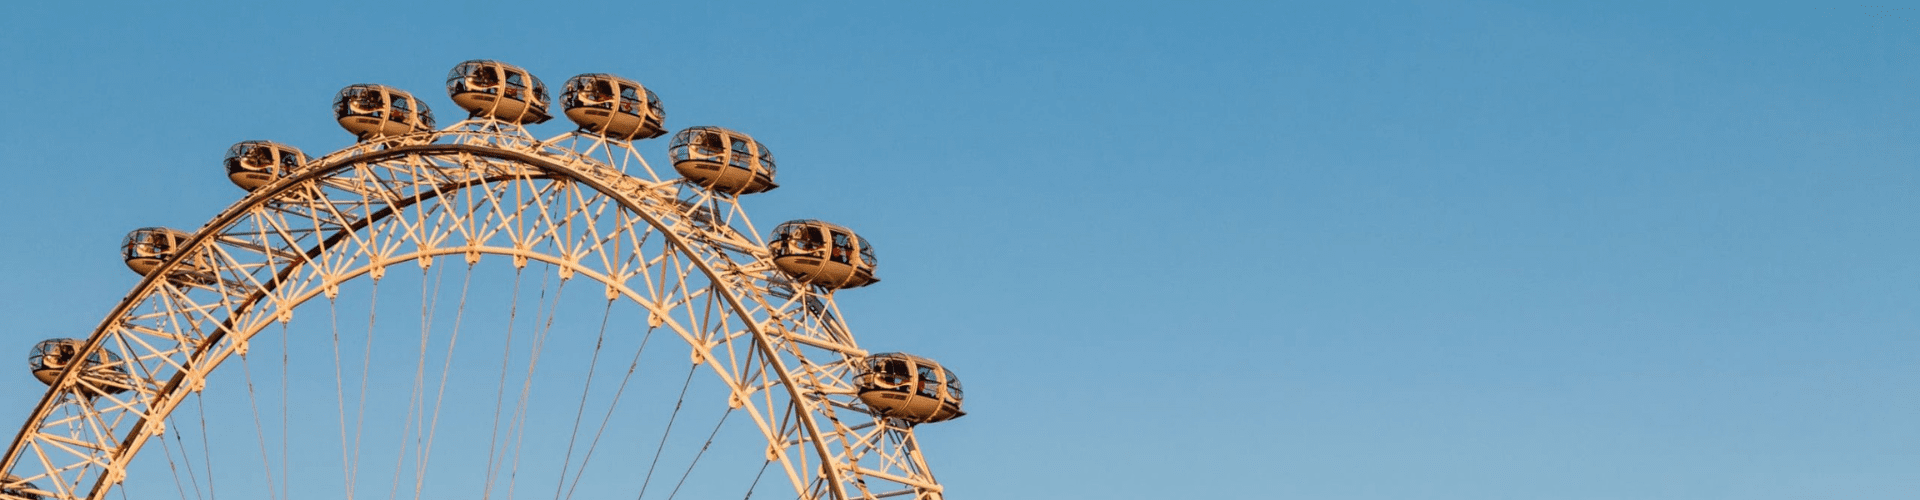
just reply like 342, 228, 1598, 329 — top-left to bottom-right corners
561, 74, 665, 140
856, 353, 965, 424
669, 127, 779, 195
2, 475, 44, 500
29, 339, 130, 395
224, 141, 308, 191
334, 84, 436, 140
447, 60, 551, 124
123, 227, 208, 278
769, 220, 878, 289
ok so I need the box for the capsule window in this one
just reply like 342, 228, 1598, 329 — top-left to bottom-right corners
668, 132, 690, 161
348, 91, 383, 115
618, 86, 644, 116
792, 226, 824, 252
728, 138, 752, 168
916, 366, 940, 398
29, 342, 75, 370
646, 89, 664, 121
578, 80, 613, 105
415, 101, 434, 125
471, 67, 498, 90
244, 147, 273, 167
125, 230, 174, 256
872, 358, 912, 387
503, 72, 526, 100
858, 237, 877, 266
673, 130, 723, 159
944, 370, 963, 400
830, 233, 854, 264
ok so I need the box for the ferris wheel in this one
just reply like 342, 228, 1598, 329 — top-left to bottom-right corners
2, 60, 965, 500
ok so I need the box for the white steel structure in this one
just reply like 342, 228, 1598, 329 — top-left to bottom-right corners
2, 65, 952, 500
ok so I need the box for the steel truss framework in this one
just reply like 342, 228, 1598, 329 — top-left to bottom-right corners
1, 121, 943, 500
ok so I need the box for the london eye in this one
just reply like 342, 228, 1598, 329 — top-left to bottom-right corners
3, 60, 965, 500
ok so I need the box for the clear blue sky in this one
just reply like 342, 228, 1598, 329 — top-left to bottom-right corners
2, 1, 1916, 499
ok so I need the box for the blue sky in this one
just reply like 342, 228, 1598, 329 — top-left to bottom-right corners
2, 1, 1916, 499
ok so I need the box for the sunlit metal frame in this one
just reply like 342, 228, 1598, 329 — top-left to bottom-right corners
0, 119, 944, 500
